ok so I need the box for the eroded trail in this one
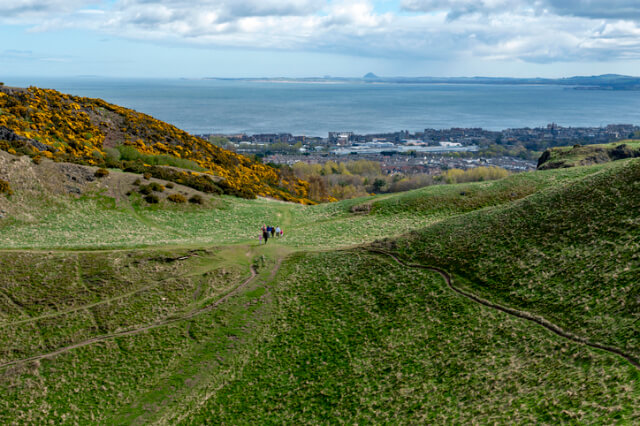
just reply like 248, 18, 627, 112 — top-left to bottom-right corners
367, 248, 640, 370
0, 264, 260, 370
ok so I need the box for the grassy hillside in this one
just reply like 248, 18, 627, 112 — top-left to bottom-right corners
375, 158, 640, 360
0, 150, 613, 250
0, 152, 638, 422
538, 140, 640, 170
184, 251, 638, 424
0, 86, 312, 203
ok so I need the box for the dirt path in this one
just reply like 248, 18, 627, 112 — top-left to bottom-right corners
367, 248, 640, 370
0, 264, 259, 370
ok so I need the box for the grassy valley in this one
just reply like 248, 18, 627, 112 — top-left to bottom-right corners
0, 90, 639, 423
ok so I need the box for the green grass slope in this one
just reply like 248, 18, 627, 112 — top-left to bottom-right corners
0, 156, 638, 423
0, 156, 612, 250
375, 158, 640, 361
181, 251, 639, 424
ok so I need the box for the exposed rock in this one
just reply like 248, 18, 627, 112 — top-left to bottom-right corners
0, 126, 24, 142
0, 126, 53, 152
538, 142, 640, 170
537, 150, 551, 169
65, 186, 82, 195
350, 203, 372, 215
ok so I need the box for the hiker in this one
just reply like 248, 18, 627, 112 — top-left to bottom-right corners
270, 226, 275, 238
262, 225, 269, 244
275, 226, 281, 237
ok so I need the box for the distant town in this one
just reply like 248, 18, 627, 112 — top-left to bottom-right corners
198, 123, 639, 175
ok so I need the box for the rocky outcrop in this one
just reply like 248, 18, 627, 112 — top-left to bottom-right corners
537, 142, 640, 170
0, 126, 54, 152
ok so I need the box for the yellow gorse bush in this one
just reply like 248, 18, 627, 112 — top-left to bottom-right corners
0, 87, 314, 203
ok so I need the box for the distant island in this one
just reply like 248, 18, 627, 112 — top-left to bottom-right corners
206, 73, 640, 90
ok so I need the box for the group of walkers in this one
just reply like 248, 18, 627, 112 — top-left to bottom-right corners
260, 224, 283, 244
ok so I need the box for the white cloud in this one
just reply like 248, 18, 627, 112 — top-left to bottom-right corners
0, 0, 95, 17
4, 0, 640, 66
546, 1, 640, 20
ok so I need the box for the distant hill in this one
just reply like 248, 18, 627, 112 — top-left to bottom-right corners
537, 140, 640, 169
0, 86, 313, 203
209, 74, 640, 90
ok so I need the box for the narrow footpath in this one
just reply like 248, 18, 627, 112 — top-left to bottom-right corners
367, 248, 640, 370
0, 263, 263, 370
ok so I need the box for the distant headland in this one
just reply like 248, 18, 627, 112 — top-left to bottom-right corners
205, 73, 640, 91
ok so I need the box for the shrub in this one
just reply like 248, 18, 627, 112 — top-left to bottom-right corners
94, 168, 109, 178
167, 193, 187, 203
0, 179, 12, 196
32, 155, 42, 165
148, 182, 165, 192
138, 185, 152, 195
115, 144, 205, 171
104, 147, 121, 163
144, 194, 159, 204
143, 172, 152, 180
133, 178, 141, 186
188, 194, 204, 204
165, 182, 175, 189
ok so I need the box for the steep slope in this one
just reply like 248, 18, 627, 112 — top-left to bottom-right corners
375, 158, 640, 360
0, 86, 312, 203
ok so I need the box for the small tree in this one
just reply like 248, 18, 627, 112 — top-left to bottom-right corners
372, 178, 386, 193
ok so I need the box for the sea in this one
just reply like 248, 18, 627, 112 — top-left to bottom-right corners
4, 77, 640, 136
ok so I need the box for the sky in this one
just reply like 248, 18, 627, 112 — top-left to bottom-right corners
2, 0, 640, 78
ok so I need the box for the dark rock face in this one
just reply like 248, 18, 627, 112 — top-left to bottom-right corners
0, 126, 53, 152
610, 144, 637, 160
30, 140, 53, 152
537, 150, 551, 169
0, 126, 24, 142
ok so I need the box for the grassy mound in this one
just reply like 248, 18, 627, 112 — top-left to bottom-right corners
0, 249, 246, 365
0, 245, 277, 424
375, 158, 640, 360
